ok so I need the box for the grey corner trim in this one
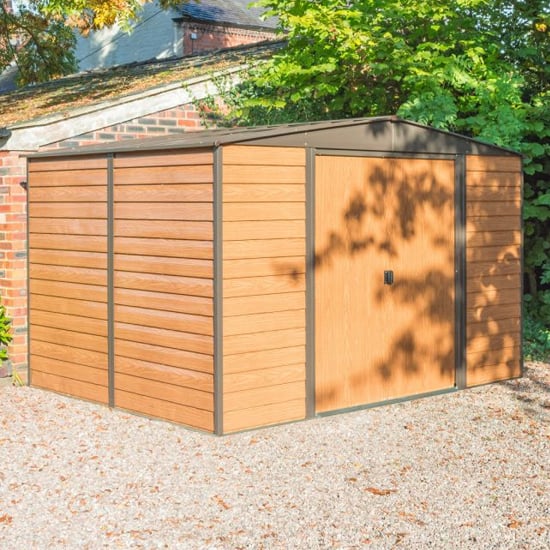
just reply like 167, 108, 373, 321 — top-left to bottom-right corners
519, 158, 525, 378
455, 155, 467, 390
213, 146, 224, 435
25, 158, 31, 387
305, 147, 316, 418
107, 154, 115, 408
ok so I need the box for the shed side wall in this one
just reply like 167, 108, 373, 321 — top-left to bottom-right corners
465, 156, 522, 385
28, 156, 109, 403
113, 150, 215, 432
222, 145, 307, 433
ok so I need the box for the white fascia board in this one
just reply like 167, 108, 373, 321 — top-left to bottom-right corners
1, 66, 244, 151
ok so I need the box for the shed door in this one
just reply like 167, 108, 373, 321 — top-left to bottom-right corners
314, 155, 455, 413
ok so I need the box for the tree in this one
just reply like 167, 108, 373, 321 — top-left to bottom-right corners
0, 0, 180, 85
211, 0, 549, 343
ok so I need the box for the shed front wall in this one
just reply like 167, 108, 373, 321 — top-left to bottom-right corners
465, 156, 522, 385
28, 149, 216, 432
221, 145, 307, 433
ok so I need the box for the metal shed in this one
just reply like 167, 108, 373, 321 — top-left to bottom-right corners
26, 117, 523, 434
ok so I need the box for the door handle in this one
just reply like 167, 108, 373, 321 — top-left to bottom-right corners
384, 270, 394, 285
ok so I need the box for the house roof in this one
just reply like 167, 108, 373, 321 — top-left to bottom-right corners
0, 40, 283, 130
29, 117, 521, 158
175, 0, 278, 29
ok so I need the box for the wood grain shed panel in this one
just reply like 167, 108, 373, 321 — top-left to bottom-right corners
221, 145, 307, 433
112, 151, 215, 430
465, 156, 522, 387
28, 156, 109, 404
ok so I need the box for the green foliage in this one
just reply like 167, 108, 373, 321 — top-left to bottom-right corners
0, 0, 183, 86
523, 302, 550, 361
0, 299, 12, 363
209, 0, 550, 345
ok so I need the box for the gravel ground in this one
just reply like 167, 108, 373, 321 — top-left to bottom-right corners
0, 363, 549, 549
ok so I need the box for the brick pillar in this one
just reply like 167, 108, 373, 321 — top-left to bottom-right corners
0, 151, 27, 378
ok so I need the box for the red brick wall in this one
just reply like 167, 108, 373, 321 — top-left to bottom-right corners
0, 151, 28, 375
1, 102, 207, 376
43, 105, 204, 150
181, 22, 275, 56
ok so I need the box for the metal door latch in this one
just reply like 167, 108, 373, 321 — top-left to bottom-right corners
384, 270, 394, 285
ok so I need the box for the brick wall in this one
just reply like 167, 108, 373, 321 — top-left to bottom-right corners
2, 101, 207, 377
43, 104, 203, 150
181, 22, 275, 56
0, 151, 28, 376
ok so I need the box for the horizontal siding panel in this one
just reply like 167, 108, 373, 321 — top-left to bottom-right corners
224, 275, 305, 298
466, 182, 521, 198
115, 271, 213, 297
116, 305, 213, 336
115, 220, 212, 240
467, 346, 521, 378
29, 218, 106, 236
31, 356, 108, 386
224, 364, 305, 393
224, 292, 304, 317
224, 220, 305, 240
466, 260, 521, 278
31, 295, 107, 320
115, 255, 213, 279
31, 371, 108, 404
115, 356, 213, 392
114, 184, 213, 203
224, 328, 306, 355
115, 237, 213, 259
224, 310, 305, 337
115, 373, 213, 411
115, 323, 213, 355
28, 157, 107, 172
30, 280, 107, 302
115, 288, 212, 316
466, 331, 521, 354
466, 201, 520, 217
115, 340, 213, 373
28, 169, 107, 187
31, 325, 107, 352
29, 186, 107, 202
223, 257, 305, 279
31, 340, 107, 369
467, 288, 521, 309
224, 381, 305, 412
224, 184, 305, 202
223, 146, 305, 166
466, 156, 521, 172
467, 360, 521, 387
223, 164, 305, 184
223, 238, 306, 260
114, 150, 213, 168
29, 234, 107, 253
467, 273, 521, 294
223, 399, 305, 433
224, 346, 306, 375
466, 216, 521, 232
466, 244, 520, 263
29, 249, 106, 269
467, 302, 521, 324
29, 203, 106, 218
466, 318, 521, 340
223, 202, 305, 221
30, 264, 106, 285
114, 165, 213, 185
114, 202, 212, 221
466, 230, 521, 248
30, 310, 107, 337
116, 390, 213, 432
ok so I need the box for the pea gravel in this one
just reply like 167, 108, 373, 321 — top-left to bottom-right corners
1, 362, 548, 549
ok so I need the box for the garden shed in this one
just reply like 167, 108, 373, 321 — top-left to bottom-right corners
26, 117, 523, 434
